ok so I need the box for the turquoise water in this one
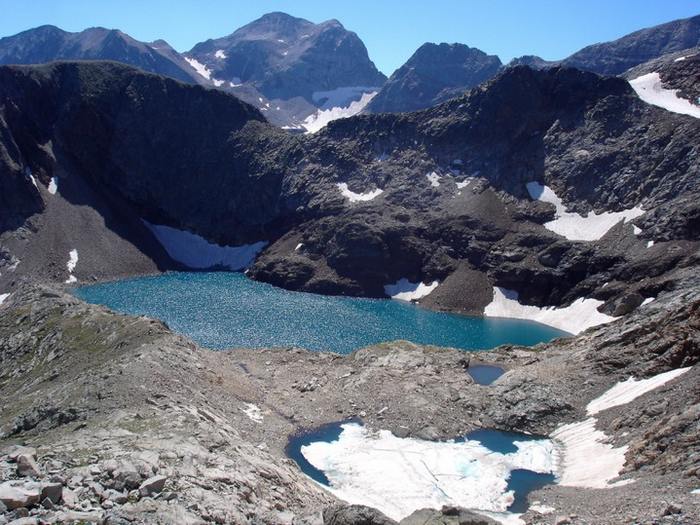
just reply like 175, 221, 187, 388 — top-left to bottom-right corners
74, 272, 567, 354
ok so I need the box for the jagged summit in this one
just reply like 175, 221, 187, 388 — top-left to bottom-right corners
366, 42, 502, 113
186, 12, 386, 102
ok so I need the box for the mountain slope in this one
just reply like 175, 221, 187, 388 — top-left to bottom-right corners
508, 13, 700, 75
365, 42, 502, 113
0, 25, 202, 84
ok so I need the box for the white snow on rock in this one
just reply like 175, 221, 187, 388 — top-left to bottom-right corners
629, 72, 700, 118
633, 225, 642, 235
64, 249, 78, 284
384, 278, 439, 301
184, 57, 213, 81
241, 403, 263, 423
214, 49, 227, 59
0, 293, 9, 306
550, 418, 630, 489
337, 183, 383, 203
144, 221, 266, 271
303, 91, 377, 134
526, 182, 644, 241
553, 366, 693, 489
586, 367, 691, 416
48, 176, 58, 195
294, 243, 303, 251
640, 297, 654, 306
301, 422, 556, 522
456, 178, 474, 189
529, 504, 555, 515
312, 86, 378, 109
674, 56, 687, 62
29, 174, 38, 189
647, 240, 655, 248
426, 172, 441, 187
484, 287, 614, 335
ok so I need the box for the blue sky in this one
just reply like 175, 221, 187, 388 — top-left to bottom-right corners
1, 0, 698, 75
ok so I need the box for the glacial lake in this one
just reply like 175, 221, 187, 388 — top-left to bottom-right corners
75, 271, 567, 354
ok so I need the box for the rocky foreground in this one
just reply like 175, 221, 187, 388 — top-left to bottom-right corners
0, 271, 698, 524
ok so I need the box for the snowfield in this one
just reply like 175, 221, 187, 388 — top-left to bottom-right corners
184, 57, 213, 80
303, 91, 377, 133
629, 72, 700, 119
384, 278, 439, 301
552, 366, 692, 489
144, 221, 266, 270
484, 287, 614, 334
526, 182, 644, 241
65, 249, 79, 284
586, 367, 691, 416
337, 183, 383, 202
301, 422, 556, 522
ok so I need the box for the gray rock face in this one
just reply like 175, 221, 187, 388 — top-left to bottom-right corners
187, 12, 386, 103
366, 43, 502, 113
0, 25, 201, 84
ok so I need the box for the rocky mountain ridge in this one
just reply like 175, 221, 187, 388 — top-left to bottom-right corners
0, 61, 698, 322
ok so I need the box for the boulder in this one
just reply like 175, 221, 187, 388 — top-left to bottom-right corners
16, 454, 42, 478
138, 475, 167, 497
40, 482, 62, 504
323, 504, 397, 525
0, 482, 41, 510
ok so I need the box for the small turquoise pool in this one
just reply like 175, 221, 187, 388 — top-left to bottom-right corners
74, 272, 567, 354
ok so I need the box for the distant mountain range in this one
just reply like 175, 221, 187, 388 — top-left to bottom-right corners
0, 12, 698, 125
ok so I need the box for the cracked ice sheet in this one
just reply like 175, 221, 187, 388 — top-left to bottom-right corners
301, 422, 555, 522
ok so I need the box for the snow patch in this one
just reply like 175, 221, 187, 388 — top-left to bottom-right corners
674, 56, 687, 62
144, 221, 266, 270
529, 504, 555, 515
301, 422, 556, 522
48, 177, 58, 195
426, 172, 441, 187
65, 249, 78, 284
456, 178, 473, 189
632, 225, 642, 235
241, 403, 263, 423
526, 182, 644, 241
184, 57, 212, 80
550, 418, 629, 489
294, 243, 303, 251
0, 293, 9, 306
586, 367, 691, 416
337, 183, 383, 203
29, 174, 38, 189
484, 287, 614, 335
214, 49, 227, 59
384, 278, 439, 301
647, 240, 654, 248
303, 91, 377, 133
629, 72, 700, 118
640, 297, 654, 306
